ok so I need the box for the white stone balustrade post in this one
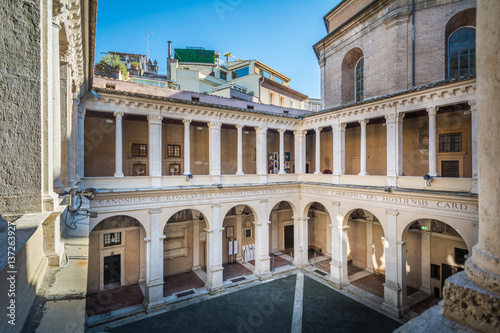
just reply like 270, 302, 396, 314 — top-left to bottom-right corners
358, 119, 369, 176
278, 128, 286, 174
314, 127, 322, 174
114, 111, 124, 177
427, 107, 438, 177
236, 124, 244, 175
183, 119, 191, 176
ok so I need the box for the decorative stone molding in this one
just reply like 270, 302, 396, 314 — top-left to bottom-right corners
147, 114, 163, 124
426, 106, 438, 116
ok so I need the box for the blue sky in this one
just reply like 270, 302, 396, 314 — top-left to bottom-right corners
94, 0, 341, 98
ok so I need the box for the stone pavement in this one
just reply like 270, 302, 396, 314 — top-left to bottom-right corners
103, 273, 402, 333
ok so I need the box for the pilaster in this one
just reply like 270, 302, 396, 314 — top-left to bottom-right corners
183, 119, 191, 176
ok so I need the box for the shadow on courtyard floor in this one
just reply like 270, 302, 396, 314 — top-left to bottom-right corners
106, 274, 402, 333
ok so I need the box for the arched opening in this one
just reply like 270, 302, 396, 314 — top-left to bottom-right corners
445, 8, 476, 79
221, 205, 255, 281
268, 201, 295, 271
86, 215, 147, 317
163, 209, 208, 298
305, 202, 331, 274
341, 47, 364, 104
345, 209, 386, 298
402, 219, 469, 314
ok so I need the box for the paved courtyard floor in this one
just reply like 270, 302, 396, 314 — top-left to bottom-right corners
104, 274, 402, 333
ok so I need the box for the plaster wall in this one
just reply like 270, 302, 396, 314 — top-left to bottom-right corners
0, 0, 42, 215
406, 230, 422, 288
344, 123, 387, 175
308, 211, 327, 253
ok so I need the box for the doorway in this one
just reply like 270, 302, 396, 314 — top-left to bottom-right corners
284, 225, 294, 250
104, 254, 121, 286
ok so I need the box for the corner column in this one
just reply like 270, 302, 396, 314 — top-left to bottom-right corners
358, 119, 369, 176
52, 18, 63, 192
236, 124, 244, 175
254, 200, 272, 280
208, 121, 222, 183
183, 119, 191, 176
381, 209, 409, 317
206, 203, 224, 294
255, 125, 268, 182
293, 217, 309, 268
278, 128, 286, 174
314, 127, 322, 174
385, 111, 404, 186
332, 122, 346, 183
144, 208, 165, 312
114, 112, 124, 177
148, 114, 163, 187
427, 107, 438, 177
329, 201, 349, 288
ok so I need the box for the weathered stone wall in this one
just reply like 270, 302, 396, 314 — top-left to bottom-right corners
0, 0, 42, 217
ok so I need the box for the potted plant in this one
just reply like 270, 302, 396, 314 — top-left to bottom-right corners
131, 61, 140, 70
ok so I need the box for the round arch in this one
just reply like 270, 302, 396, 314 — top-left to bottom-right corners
267, 199, 299, 219
340, 205, 388, 237
161, 205, 213, 231
341, 47, 364, 104
220, 202, 260, 223
90, 211, 149, 237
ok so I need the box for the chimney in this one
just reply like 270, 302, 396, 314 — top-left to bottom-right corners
167, 41, 172, 81
168, 41, 172, 59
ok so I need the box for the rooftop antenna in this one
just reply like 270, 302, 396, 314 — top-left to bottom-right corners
144, 30, 154, 60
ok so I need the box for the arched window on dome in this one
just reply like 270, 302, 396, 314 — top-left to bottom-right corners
355, 57, 364, 102
448, 27, 476, 79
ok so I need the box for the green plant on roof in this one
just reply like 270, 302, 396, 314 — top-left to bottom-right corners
96, 54, 128, 80
131, 61, 141, 69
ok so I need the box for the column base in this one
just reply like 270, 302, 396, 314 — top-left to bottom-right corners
381, 302, 410, 318
382, 281, 409, 318
358, 172, 369, 176
235, 171, 244, 175
207, 285, 225, 295
114, 172, 124, 177
313, 171, 322, 175
144, 280, 165, 313
442, 271, 500, 332
43, 192, 59, 212
329, 261, 349, 289
254, 270, 273, 281
278, 171, 286, 175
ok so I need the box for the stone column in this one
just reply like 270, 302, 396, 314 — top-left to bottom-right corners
271, 210, 278, 253
235, 214, 243, 262
469, 100, 478, 193
278, 128, 286, 174
332, 122, 346, 182
420, 230, 431, 294
427, 107, 438, 177
443, 3, 500, 330
330, 201, 349, 288
366, 222, 374, 273
385, 111, 404, 187
114, 112, 124, 177
358, 119, 369, 176
192, 220, 201, 270
148, 114, 163, 187
52, 19, 63, 192
208, 121, 222, 183
77, 107, 85, 181
254, 200, 272, 280
206, 204, 224, 294
183, 119, 191, 176
144, 208, 165, 312
255, 126, 268, 182
381, 209, 409, 317
67, 99, 77, 185
293, 130, 306, 174
293, 217, 309, 268
236, 124, 244, 175
319, 56, 326, 106
314, 127, 322, 174
71, 99, 79, 185
325, 214, 332, 256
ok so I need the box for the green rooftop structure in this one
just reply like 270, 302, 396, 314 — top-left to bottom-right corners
174, 48, 215, 64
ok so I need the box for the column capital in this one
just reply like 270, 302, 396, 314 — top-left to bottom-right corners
255, 126, 268, 134
332, 201, 340, 207
426, 106, 438, 116
358, 118, 369, 126
278, 128, 286, 134
208, 121, 222, 130
78, 106, 86, 118
143, 237, 151, 243
114, 111, 124, 118
314, 126, 323, 133
182, 119, 192, 125
148, 114, 163, 124
235, 124, 244, 129
211, 203, 221, 208
384, 112, 404, 123
331, 123, 346, 131
149, 208, 162, 215
468, 99, 477, 112
386, 209, 399, 216
293, 129, 307, 137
